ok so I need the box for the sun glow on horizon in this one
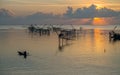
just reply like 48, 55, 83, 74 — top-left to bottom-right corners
92, 17, 108, 25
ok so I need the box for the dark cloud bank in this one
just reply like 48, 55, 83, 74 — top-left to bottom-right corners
0, 4, 120, 25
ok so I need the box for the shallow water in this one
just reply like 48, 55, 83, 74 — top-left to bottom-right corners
0, 25, 120, 75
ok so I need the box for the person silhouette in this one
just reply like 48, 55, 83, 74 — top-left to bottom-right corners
23, 51, 27, 59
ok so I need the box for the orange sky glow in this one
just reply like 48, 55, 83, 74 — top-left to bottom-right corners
0, 0, 120, 16
0, 0, 119, 25
92, 17, 109, 25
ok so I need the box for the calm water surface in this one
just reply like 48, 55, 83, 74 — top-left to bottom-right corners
0, 25, 120, 75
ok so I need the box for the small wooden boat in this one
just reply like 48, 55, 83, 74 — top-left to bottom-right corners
17, 51, 29, 58
109, 31, 120, 40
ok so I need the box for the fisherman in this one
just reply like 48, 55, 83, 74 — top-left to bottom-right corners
23, 51, 27, 58
28, 24, 35, 33
59, 32, 64, 39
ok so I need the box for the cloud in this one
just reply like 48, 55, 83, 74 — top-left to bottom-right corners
64, 4, 120, 18
0, 8, 16, 24
64, 6, 73, 18
0, 4, 120, 25
0, 8, 14, 18
26, 12, 60, 19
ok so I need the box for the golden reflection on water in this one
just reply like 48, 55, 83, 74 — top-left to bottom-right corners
93, 29, 107, 54
61, 29, 108, 57
0, 29, 110, 55
1, 29, 120, 75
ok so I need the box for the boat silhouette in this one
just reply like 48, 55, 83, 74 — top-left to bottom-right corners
17, 51, 29, 59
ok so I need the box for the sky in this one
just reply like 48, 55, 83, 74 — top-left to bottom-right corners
0, 0, 120, 16
0, 0, 120, 25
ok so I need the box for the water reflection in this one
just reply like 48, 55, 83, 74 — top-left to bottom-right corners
93, 29, 107, 53
58, 43, 72, 52
57, 29, 108, 54
1, 28, 120, 75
